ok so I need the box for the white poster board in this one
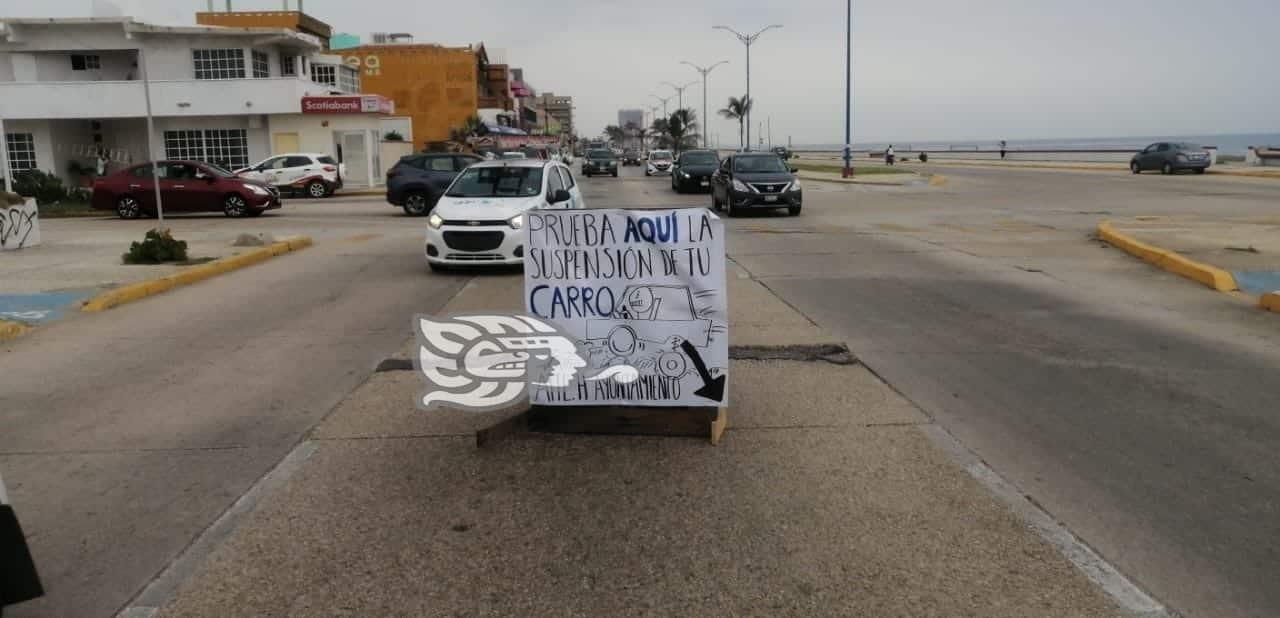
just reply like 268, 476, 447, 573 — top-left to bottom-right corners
524, 208, 728, 407
0, 198, 40, 251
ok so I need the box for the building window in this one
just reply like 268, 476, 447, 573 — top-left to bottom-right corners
280, 55, 296, 76
192, 49, 246, 80
252, 51, 270, 78
163, 129, 248, 170
70, 54, 101, 71
5, 133, 37, 179
310, 64, 336, 87
338, 65, 360, 93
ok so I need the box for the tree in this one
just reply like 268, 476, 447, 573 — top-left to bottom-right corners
666, 108, 700, 155
604, 125, 626, 146
448, 115, 486, 147
717, 95, 753, 150
649, 118, 672, 149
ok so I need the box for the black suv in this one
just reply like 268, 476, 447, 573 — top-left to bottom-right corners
671, 150, 720, 193
710, 153, 802, 216
622, 149, 642, 166
385, 153, 482, 216
1130, 142, 1211, 175
582, 149, 619, 177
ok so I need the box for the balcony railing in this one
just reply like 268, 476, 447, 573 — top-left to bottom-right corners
0, 78, 340, 120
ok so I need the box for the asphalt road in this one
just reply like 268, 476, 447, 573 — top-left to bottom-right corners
4, 164, 1279, 616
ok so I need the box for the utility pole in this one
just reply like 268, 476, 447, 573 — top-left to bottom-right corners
139, 49, 165, 223
714, 24, 782, 152
681, 60, 728, 149
768, 116, 772, 149
650, 94, 672, 120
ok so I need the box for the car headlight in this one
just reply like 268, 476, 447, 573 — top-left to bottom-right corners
731, 178, 751, 192
788, 179, 802, 192
508, 214, 524, 230
246, 184, 270, 196
679, 170, 690, 178
428, 213, 444, 229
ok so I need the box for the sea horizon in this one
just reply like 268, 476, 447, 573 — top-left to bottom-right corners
790, 131, 1280, 156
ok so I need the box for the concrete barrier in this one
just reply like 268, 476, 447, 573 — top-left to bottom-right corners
1, 197, 41, 251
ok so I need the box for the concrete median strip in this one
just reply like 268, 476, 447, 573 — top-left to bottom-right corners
81, 236, 313, 313
1097, 221, 1237, 292
1262, 292, 1280, 312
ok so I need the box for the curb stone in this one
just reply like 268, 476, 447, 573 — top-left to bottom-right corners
1096, 221, 1237, 292
81, 236, 314, 313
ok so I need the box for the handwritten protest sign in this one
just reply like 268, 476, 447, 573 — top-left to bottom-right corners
524, 208, 728, 407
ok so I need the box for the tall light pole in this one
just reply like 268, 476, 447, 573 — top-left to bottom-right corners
661, 80, 698, 114
843, 0, 854, 178
681, 60, 728, 149
650, 94, 672, 120
714, 24, 782, 152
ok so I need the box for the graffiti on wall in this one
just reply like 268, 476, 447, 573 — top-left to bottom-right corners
0, 198, 41, 251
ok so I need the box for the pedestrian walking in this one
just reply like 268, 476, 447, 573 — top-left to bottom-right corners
885, 144, 896, 166
999, 140, 1007, 160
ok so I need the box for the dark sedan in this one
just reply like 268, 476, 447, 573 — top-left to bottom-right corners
386, 153, 481, 215
671, 150, 720, 193
582, 149, 619, 177
1131, 142, 1211, 175
91, 161, 280, 218
710, 153, 802, 217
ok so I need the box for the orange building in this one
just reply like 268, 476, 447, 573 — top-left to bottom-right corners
195, 10, 332, 40
338, 44, 484, 146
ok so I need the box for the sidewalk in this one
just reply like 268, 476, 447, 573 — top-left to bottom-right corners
139, 269, 1125, 616
1104, 215, 1280, 298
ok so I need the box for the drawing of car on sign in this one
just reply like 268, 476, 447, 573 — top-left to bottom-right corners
583, 285, 713, 378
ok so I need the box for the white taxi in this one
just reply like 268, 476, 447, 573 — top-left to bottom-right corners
426, 159, 584, 270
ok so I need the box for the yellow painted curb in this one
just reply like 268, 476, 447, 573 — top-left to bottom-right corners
928, 174, 949, 186
0, 319, 32, 342
82, 236, 314, 313
1097, 222, 1237, 292
1262, 292, 1280, 312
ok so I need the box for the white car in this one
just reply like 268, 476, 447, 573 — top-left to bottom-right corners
646, 150, 675, 176
235, 153, 343, 198
426, 160, 584, 270
500, 151, 528, 160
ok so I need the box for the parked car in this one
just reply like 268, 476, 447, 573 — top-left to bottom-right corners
92, 161, 281, 218
671, 150, 720, 193
646, 150, 675, 176
1, 472, 45, 613
386, 153, 482, 216
710, 153, 802, 217
582, 149, 619, 177
771, 146, 793, 160
1131, 142, 1211, 175
425, 160, 584, 270
622, 149, 642, 166
234, 153, 342, 198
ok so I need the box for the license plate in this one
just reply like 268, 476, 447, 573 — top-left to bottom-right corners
765, 195, 778, 202
700, 181, 709, 187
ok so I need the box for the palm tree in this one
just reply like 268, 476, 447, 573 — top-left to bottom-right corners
604, 125, 626, 147
650, 118, 672, 149
717, 95, 752, 150
666, 109, 700, 155
448, 114, 486, 147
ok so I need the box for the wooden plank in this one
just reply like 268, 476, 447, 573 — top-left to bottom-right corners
710, 407, 728, 446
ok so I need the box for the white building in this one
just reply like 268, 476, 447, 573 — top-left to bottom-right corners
0, 17, 412, 189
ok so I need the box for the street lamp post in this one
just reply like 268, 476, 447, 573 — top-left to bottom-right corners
843, 0, 854, 178
714, 24, 782, 152
650, 94, 672, 121
681, 60, 729, 149
661, 80, 698, 114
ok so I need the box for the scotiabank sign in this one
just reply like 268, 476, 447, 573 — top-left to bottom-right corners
301, 95, 394, 115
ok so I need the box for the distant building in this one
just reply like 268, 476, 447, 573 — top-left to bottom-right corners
532, 93, 573, 137
618, 109, 644, 131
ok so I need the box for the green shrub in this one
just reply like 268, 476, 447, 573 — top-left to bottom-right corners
12, 170, 69, 205
384, 130, 405, 142
123, 228, 188, 264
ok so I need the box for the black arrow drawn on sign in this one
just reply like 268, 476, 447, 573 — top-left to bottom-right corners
680, 340, 725, 403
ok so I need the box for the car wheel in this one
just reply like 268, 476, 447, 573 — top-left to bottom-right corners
1194, 168, 1205, 174
1162, 162, 1173, 175
247, 209, 265, 217
788, 205, 802, 216
612, 171, 618, 177
116, 196, 143, 219
223, 194, 250, 217
305, 180, 327, 198
1130, 161, 1140, 174
645, 170, 651, 177
726, 199, 737, 218
402, 192, 431, 216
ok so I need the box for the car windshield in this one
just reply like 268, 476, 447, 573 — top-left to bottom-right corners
682, 153, 718, 165
201, 163, 234, 177
446, 166, 544, 198
651, 152, 673, 160
733, 156, 789, 173
588, 150, 614, 160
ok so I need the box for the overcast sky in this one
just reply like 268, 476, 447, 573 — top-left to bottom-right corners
9, 0, 1280, 145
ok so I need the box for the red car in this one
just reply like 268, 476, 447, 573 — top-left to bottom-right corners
92, 160, 282, 219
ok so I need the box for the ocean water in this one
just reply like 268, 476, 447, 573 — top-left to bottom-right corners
797, 133, 1280, 156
